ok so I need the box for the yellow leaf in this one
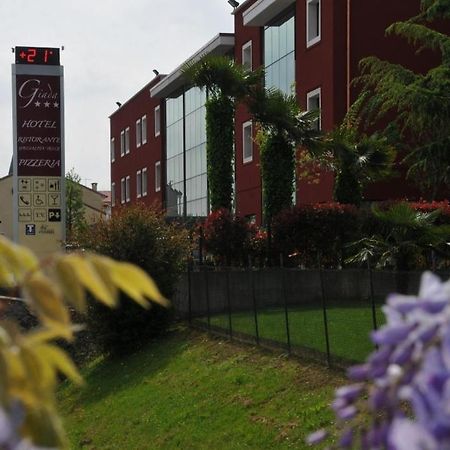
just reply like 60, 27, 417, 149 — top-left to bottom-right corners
36, 344, 83, 386
0, 257, 15, 288
63, 255, 116, 307
87, 255, 119, 304
0, 237, 38, 282
110, 262, 169, 308
23, 273, 71, 334
53, 257, 86, 312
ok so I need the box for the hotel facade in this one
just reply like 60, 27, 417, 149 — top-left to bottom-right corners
110, 0, 437, 224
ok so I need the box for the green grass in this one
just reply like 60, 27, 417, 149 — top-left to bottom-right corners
59, 328, 346, 449
202, 303, 385, 363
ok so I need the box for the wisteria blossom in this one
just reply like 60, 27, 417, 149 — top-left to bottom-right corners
308, 271, 450, 449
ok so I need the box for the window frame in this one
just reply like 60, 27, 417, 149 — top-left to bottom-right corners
142, 167, 148, 196
306, 87, 322, 130
111, 182, 116, 207
136, 170, 142, 198
142, 115, 147, 144
154, 105, 161, 137
120, 177, 125, 204
125, 127, 130, 154
110, 137, 115, 163
136, 118, 142, 148
306, 0, 321, 48
120, 130, 125, 157
125, 175, 131, 202
155, 161, 161, 192
242, 40, 253, 71
242, 121, 253, 164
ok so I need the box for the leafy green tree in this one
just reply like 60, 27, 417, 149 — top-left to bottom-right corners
321, 125, 397, 206
183, 55, 260, 211
247, 86, 321, 222
65, 168, 87, 242
356, 0, 450, 198
348, 202, 450, 272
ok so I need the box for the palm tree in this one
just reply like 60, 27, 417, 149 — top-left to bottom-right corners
246, 86, 321, 222
321, 125, 397, 206
348, 202, 450, 291
183, 55, 261, 211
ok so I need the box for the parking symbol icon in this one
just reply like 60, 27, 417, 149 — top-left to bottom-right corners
48, 209, 61, 222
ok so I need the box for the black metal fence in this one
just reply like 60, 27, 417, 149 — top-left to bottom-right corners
173, 266, 450, 368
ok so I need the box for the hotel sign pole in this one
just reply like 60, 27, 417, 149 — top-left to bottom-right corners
12, 46, 65, 257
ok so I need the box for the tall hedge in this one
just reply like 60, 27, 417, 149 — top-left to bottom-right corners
259, 132, 295, 222
206, 97, 235, 211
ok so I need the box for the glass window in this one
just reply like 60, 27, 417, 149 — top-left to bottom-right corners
307, 0, 321, 47
142, 168, 148, 196
111, 182, 116, 207
243, 121, 253, 163
155, 161, 161, 192
125, 127, 130, 154
110, 137, 115, 162
136, 170, 142, 198
125, 176, 130, 202
242, 41, 252, 71
155, 106, 161, 137
307, 87, 321, 130
120, 177, 125, 204
264, 11, 295, 95
142, 115, 147, 144
136, 118, 142, 148
120, 130, 125, 157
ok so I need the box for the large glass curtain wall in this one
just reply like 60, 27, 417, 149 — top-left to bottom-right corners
166, 87, 207, 218
264, 11, 295, 95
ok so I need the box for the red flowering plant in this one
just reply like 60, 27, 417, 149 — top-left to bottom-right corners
272, 202, 360, 268
202, 208, 250, 266
245, 224, 268, 267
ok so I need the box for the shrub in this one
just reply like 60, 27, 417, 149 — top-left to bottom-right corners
202, 208, 251, 266
80, 205, 190, 355
272, 203, 360, 268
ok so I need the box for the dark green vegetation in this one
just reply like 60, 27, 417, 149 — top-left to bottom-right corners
248, 88, 320, 221
79, 205, 190, 355
183, 56, 260, 211
65, 168, 87, 243
357, 0, 450, 197
203, 304, 385, 364
59, 329, 345, 449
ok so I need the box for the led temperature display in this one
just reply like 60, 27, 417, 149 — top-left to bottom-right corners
15, 46, 60, 65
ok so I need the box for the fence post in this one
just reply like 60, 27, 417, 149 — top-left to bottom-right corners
226, 270, 233, 339
318, 254, 331, 367
282, 269, 291, 354
205, 270, 211, 331
187, 258, 192, 325
251, 267, 260, 346
368, 259, 378, 333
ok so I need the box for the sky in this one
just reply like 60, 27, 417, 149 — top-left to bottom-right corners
0, 0, 234, 190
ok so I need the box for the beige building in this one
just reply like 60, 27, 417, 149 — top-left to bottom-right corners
0, 175, 110, 241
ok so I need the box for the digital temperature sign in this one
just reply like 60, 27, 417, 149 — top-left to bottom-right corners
15, 46, 60, 65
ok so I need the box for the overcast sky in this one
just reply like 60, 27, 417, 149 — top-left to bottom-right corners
0, 0, 234, 190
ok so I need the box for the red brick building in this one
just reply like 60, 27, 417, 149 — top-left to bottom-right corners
110, 0, 439, 224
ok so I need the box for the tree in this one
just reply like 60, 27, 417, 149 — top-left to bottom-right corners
0, 235, 167, 448
183, 55, 260, 211
348, 202, 450, 272
247, 86, 321, 222
356, 0, 450, 198
65, 168, 86, 242
321, 124, 397, 206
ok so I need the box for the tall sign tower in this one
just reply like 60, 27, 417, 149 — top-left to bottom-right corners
12, 46, 65, 257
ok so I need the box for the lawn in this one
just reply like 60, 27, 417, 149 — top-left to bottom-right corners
200, 303, 385, 363
59, 328, 346, 449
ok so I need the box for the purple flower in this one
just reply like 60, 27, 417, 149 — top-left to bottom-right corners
306, 429, 327, 445
308, 271, 450, 448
